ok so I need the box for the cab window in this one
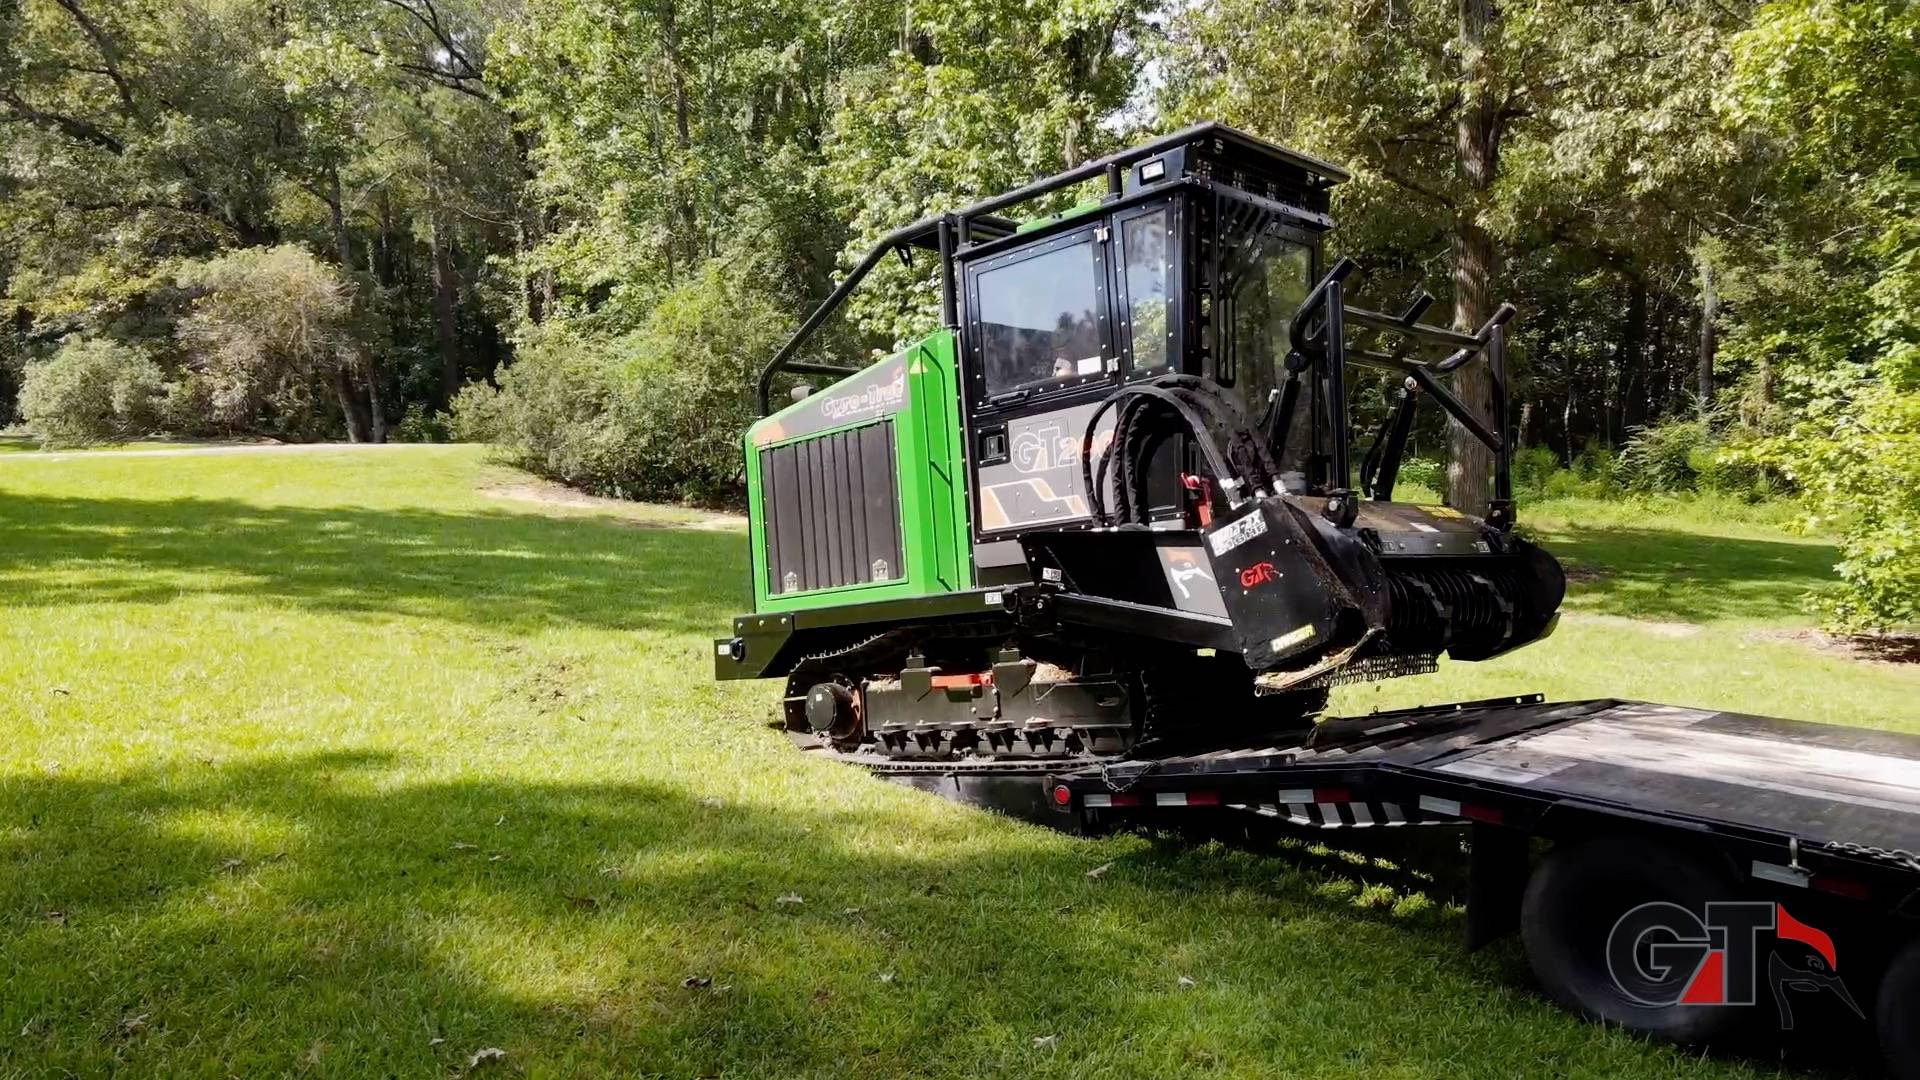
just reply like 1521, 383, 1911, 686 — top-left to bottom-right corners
974, 237, 1107, 398
1120, 208, 1174, 372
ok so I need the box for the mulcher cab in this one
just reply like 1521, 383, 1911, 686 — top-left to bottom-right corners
714, 123, 1565, 759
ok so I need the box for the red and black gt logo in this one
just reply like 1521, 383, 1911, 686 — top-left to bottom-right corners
1607, 901, 1861, 1028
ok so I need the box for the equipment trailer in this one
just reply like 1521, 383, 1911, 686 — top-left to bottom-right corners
812, 693, 1920, 1074
714, 124, 1920, 1072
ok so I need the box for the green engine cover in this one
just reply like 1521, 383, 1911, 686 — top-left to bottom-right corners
744, 330, 972, 613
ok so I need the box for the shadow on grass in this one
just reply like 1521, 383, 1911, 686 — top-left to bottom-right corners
1544, 525, 1838, 623
0, 751, 1881, 1078
0, 750, 1464, 1077
0, 492, 745, 636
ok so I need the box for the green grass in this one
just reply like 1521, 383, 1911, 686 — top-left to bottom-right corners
0, 434, 205, 454
1, 447, 1911, 1078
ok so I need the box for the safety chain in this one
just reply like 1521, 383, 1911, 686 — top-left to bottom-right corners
1822, 840, 1920, 875
1100, 759, 1160, 793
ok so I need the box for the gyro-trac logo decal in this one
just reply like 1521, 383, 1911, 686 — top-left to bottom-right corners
1606, 901, 1862, 1028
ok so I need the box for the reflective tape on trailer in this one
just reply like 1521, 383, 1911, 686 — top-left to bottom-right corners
1236, 800, 1419, 828
1417, 793, 1505, 824
1081, 787, 1419, 828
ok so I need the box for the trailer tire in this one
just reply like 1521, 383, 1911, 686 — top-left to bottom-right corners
1880, 935, 1920, 1080
1522, 836, 1748, 1045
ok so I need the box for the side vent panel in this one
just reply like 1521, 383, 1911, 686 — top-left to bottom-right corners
760, 420, 904, 595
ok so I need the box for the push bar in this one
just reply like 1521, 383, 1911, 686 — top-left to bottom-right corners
1286, 261, 1518, 520
755, 217, 936, 416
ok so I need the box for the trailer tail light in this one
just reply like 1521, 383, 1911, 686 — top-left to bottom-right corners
1811, 874, 1870, 900
1051, 784, 1072, 807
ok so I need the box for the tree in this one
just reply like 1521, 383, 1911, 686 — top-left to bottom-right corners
822, 0, 1150, 343
1723, 0, 1920, 629
174, 245, 367, 439
1162, 0, 1753, 510
17, 336, 166, 445
2, 0, 525, 441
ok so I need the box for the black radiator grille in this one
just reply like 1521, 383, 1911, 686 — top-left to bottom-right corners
760, 420, 904, 595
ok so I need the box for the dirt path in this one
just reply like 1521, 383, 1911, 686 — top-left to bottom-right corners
478, 478, 744, 530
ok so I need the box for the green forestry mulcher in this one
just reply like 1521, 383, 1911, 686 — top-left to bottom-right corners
713, 123, 1565, 760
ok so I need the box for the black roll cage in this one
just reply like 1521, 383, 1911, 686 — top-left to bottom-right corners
1281, 257, 1517, 525
754, 122, 1347, 415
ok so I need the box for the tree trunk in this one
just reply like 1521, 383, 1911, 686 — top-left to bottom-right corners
334, 368, 371, 443
662, 0, 698, 266
430, 211, 464, 405
511, 128, 546, 324
1446, 0, 1501, 514
1613, 276, 1647, 440
328, 166, 385, 443
1696, 250, 1717, 407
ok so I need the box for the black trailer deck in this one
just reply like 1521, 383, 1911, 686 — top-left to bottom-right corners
1066, 698, 1916, 854
825, 694, 1920, 892
825, 696, 1920, 1070
1045, 696, 1920, 894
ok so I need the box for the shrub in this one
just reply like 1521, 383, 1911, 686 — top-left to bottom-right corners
1615, 416, 1714, 492
1745, 380, 1920, 631
174, 245, 363, 440
392, 406, 451, 443
469, 262, 796, 505
1570, 443, 1617, 482
17, 337, 168, 446
1510, 445, 1561, 497
1693, 428, 1786, 501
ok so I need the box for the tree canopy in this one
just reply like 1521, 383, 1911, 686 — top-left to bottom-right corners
2, 0, 1914, 626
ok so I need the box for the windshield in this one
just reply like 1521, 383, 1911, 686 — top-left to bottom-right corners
1213, 218, 1316, 481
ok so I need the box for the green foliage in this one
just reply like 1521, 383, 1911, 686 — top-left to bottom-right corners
173, 246, 361, 440
1615, 416, 1714, 493
16, 336, 168, 447
460, 263, 792, 505
1395, 456, 1445, 494
1510, 446, 1562, 497
392, 406, 452, 444
1718, 0, 1920, 628
1, 0, 521, 441
822, 0, 1148, 343
1506, 445, 1618, 501
1737, 381, 1920, 631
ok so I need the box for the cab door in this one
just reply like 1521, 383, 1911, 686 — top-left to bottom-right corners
960, 198, 1183, 574
962, 222, 1119, 560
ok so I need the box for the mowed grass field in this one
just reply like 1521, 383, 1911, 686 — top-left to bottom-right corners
1, 446, 1914, 1079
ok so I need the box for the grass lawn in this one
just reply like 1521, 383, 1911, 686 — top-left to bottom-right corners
0, 434, 206, 454
1, 446, 1912, 1078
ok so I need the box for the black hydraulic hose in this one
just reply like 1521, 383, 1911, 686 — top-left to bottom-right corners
1081, 374, 1282, 526
1157, 373, 1282, 497
1084, 383, 1240, 524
